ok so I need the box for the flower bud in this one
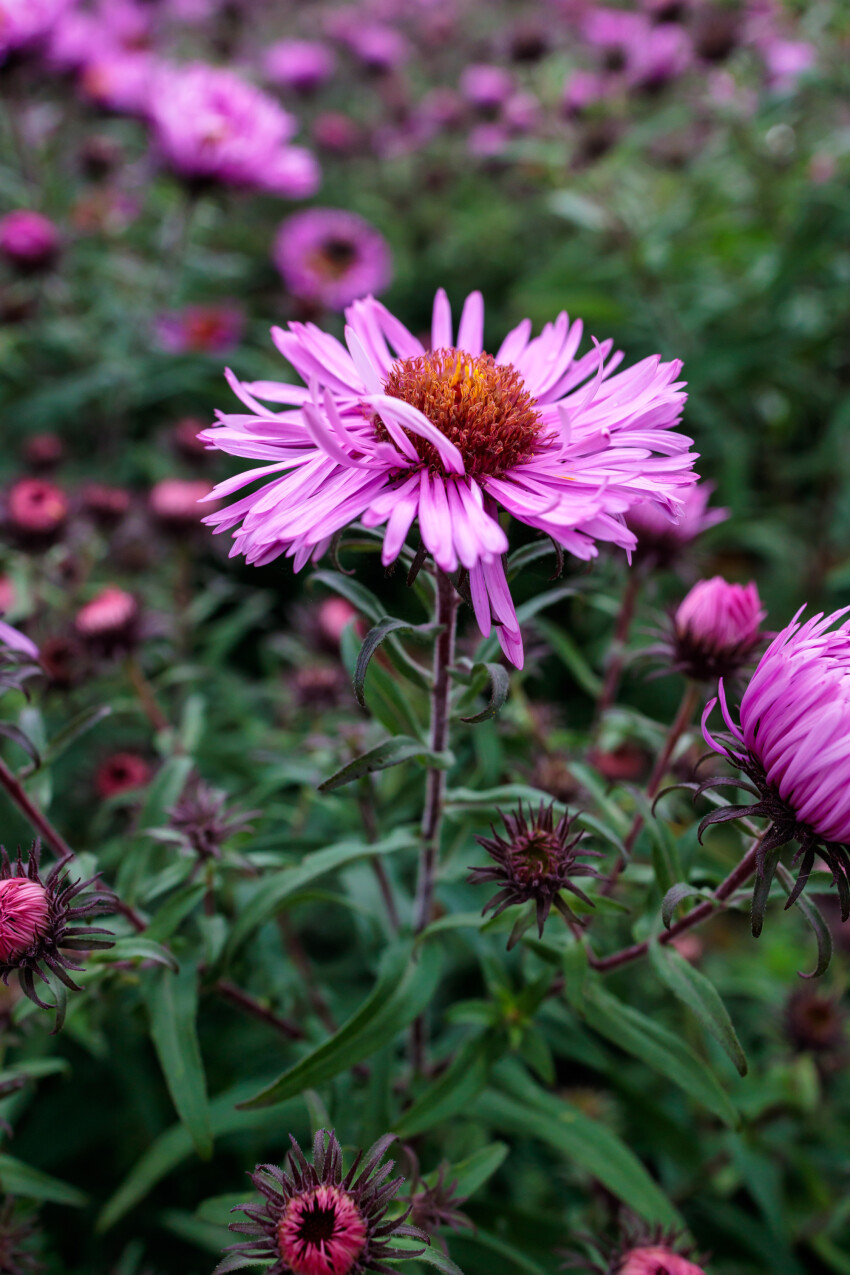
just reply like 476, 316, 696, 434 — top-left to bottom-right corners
0, 211, 60, 272
75, 586, 139, 652
0, 878, 49, 963
5, 478, 68, 549
149, 478, 214, 531
672, 577, 764, 680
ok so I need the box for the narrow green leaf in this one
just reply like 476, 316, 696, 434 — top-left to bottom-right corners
318, 736, 452, 793
394, 1241, 463, 1274
144, 883, 207, 943
776, 862, 833, 979
0, 723, 40, 767
751, 846, 781, 938
394, 1034, 497, 1138
0, 1155, 87, 1206
354, 616, 435, 708
239, 941, 442, 1109
649, 943, 748, 1077
569, 980, 739, 1126
434, 1143, 509, 1200
138, 755, 195, 832
143, 962, 212, 1159
536, 618, 603, 697
661, 882, 712, 929
473, 1069, 680, 1229
39, 705, 112, 770
460, 662, 510, 724
227, 828, 416, 957
97, 936, 178, 971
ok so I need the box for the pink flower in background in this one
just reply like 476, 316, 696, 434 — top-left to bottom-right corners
503, 91, 541, 135
6, 478, 69, 547
562, 70, 610, 116
0, 0, 71, 57
149, 63, 319, 196
460, 63, 514, 112
149, 477, 215, 529
672, 576, 765, 680
201, 289, 695, 667
273, 209, 392, 311
313, 111, 361, 154
626, 21, 693, 89
342, 24, 410, 73
0, 211, 60, 270
96, 753, 152, 798
626, 479, 727, 563
79, 49, 157, 116
75, 585, 139, 648
761, 38, 816, 91
264, 40, 337, 94
156, 304, 244, 355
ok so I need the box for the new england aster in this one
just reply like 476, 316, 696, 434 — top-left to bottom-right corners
221, 1129, 426, 1275
200, 290, 696, 667
701, 607, 850, 933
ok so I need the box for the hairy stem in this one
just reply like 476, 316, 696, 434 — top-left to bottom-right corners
601, 680, 700, 896
0, 756, 75, 863
413, 570, 458, 933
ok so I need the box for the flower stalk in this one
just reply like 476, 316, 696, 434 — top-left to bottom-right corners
0, 757, 74, 864
414, 570, 458, 934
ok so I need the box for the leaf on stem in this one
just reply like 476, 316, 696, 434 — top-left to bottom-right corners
318, 736, 453, 793
648, 943, 748, 1077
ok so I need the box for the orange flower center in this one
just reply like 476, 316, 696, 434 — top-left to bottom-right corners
379, 347, 542, 477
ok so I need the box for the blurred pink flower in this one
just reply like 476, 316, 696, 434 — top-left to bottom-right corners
96, 752, 152, 799
619, 1247, 706, 1275
156, 304, 244, 355
460, 63, 514, 112
149, 63, 319, 195
761, 37, 816, 90
562, 70, 611, 116
79, 49, 156, 115
342, 23, 410, 73
0, 211, 60, 270
313, 111, 361, 154
201, 289, 695, 667
274, 209, 392, 311
0, 0, 71, 57
149, 477, 215, 528
0, 618, 38, 660
264, 39, 336, 94
626, 479, 727, 563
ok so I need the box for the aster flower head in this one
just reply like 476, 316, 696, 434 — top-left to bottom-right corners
5, 479, 68, 550
80, 482, 132, 529
626, 479, 726, 567
164, 773, 256, 862
669, 577, 765, 682
0, 0, 71, 57
468, 801, 601, 944
0, 213, 60, 272
273, 210, 393, 313
400, 1160, 473, 1245
221, 1129, 427, 1275
201, 289, 695, 668
74, 585, 140, 653
149, 477, 216, 532
459, 63, 514, 113
265, 40, 337, 94
701, 607, 850, 935
96, 752, 152, 799
0, 842, 114, 1025
150, 63, 319, 196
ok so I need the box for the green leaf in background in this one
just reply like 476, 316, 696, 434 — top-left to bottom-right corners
318, 736, 452, 793
97, 936, 179, 971
143, 961, 213, 1160
474, 1061, 682, 1230
567, 978, 740, 1126
459, 661, 510, 724
239, 940, 442, 1109
434, 1143, 509, 1200
536, 618, 603, 698
648, 942, 748, 1077
226, 827, 416, 956
143, 882, 208, 943
394, 1033, 498, 1138
0, 1155, 87, 1207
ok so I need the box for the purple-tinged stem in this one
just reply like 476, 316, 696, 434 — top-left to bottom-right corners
413, 570, 458, 934
215, 979, 305, 1042
0, 756, 75, 863
600, 680, 701, 896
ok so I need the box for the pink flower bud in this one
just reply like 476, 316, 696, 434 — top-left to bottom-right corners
149, 478, 214, 529
619, 1247, 706, 1275
75, 586, 138, 643
0, 878, 50, 964
0, 211, 60, 271
6, 478, 68, 548
673, 577, 764, 678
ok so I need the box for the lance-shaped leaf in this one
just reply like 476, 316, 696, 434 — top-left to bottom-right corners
566, 978, 740, 1126
776, 861, 833, 979
143, 961, 213, 1159
238, 940, 443, 1109
459, 661, 510, 724
473, 1062, 681, 1229
649, 942, 748, 1077
0, 1155, 87, 1206
394, 1033, 498, 1138
661, 882, 716, 929
226, 828, 416, 957
354, 616, 437, 707
94, 936, 179, 972
318, 736, 453, 793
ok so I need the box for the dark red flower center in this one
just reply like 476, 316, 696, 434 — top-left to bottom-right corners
278, 1185, 367, 1275
314, 236, 359, 278
378, 347, 542, 477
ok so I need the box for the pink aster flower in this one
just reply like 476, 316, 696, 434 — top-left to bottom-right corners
671, 576, 765, 681
562, 1221, 706, 1274
701, 607, 850, 932
459, 63, 514, 112
79, 48, 157, 116
0, 0, 71, 57
273, 209, 392, 311
201, 290, 696, 668
618, 1247, 706, 1275
626, 479, 726, 565
264, 39, 337, 94
149, 63, 319, 196
0, 878, 49, 965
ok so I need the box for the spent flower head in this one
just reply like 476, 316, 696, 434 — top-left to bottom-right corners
221, 1129, 427, 1275
468, 801, 601, 945
165, 773, 257, 861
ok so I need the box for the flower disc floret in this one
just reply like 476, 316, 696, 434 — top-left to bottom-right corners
379, 348, 542, 478
701, 606, 850, 930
